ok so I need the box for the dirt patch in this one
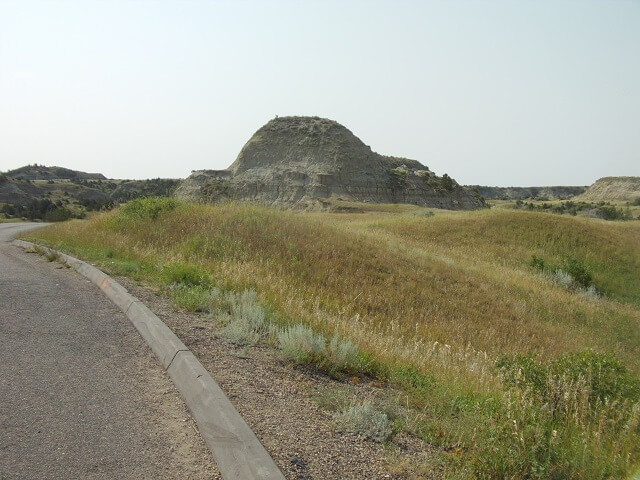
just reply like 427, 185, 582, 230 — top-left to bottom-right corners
115, 276, 438, 480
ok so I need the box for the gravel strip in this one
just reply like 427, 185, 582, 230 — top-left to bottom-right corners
115, 277, 439, 480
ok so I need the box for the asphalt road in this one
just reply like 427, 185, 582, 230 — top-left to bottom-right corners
0, 223, 217, 479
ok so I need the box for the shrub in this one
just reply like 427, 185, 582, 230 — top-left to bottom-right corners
579, 284, 600, 301
440, 173, 454, 191
312, 386, 352, 412
221, 319, 263, 346
560, 257, 593, 288
595, 205, 630, 221
552, 269, 575, 289
218, 289, 268, 346
277, 325, 363, 376
528, 255, 546, 271
531, 254, 596, 292
335, 402, 393, 443
227, 290, 264, 324
119, 197, 178, 220
552, 350, 640, 403
43, 207, 73, 222
278, 324, 326, 364
496, 354, 547, 394
326, 333, 359, 373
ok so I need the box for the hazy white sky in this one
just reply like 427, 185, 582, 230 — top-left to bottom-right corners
1, 0, 638, 186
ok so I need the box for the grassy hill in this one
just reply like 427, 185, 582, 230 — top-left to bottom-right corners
25, 200, 640, 479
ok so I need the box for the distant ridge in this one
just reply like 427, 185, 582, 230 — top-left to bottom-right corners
0, 165, 179, 217
468, 185, 587, 200
5, 164, 106, 181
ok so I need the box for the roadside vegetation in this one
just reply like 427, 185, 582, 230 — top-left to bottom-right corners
24, 198, 640, 479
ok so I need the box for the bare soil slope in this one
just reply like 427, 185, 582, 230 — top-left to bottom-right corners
576, 176, 640, 202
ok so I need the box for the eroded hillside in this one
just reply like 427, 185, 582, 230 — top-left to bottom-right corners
176, 116, 486, 210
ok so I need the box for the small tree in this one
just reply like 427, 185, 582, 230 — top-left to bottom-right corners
440, 173, 454, 191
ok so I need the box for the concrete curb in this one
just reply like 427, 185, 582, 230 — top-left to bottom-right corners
12, 240, 286, 480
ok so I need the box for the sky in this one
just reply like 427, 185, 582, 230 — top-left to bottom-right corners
0, 0, 638, 186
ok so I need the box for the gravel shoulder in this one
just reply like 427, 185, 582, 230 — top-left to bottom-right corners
115, 276, 438, 480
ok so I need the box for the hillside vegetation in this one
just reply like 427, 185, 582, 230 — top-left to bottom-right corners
26, 200, 640, 479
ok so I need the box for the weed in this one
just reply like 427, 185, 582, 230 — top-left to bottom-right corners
579, 284, 600, 300
169, 284, 216, 312
109, 259, 142, 276
335, 402, 393, 443
278, 324, 326, 365
496, 354, 547, 393
528, 254, 545, 271
414, 209, 435, 218
162, 262, 211, 288
326, 333, 359, 374
552, 268, 575, 289
26, 245, 46, 255
390, 364, 437, 397
217, 289, 268, 346
45, 250, 60, 262
312, 386, 353, 412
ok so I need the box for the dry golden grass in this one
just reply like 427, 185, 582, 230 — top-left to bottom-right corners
25, 200, 640, 478
29, 203, 640, 373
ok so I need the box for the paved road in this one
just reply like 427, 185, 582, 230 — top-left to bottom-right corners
0, 223, 217, 479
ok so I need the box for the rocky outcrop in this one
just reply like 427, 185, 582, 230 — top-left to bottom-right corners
468, 185, 587, 200
176, 116, 486, 210
575, 177, 640, 202
0, 179, 35, 204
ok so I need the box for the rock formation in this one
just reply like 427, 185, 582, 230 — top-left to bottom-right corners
176, 116, 486, 210
575, 177, 640, 202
